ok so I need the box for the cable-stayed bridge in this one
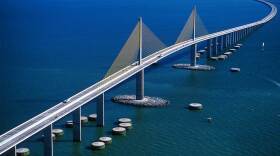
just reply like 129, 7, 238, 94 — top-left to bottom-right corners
0, 0, 277, 155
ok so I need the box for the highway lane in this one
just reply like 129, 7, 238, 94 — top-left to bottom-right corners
0, 0, 277, 154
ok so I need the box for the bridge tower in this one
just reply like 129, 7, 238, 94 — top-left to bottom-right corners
175, 6, 208, 65
136, 17, 144, 100
190, 6, 197, 66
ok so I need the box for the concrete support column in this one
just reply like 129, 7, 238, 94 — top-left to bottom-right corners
219, 36, 224, 54
234, 32, 236, 44
136, 70, 144, 100
229, 33, 233, 47
190, 44, 197, 66
228, 33, 231, 48
2, 146, 16, 156
230, 33, 234, 46
213, 37, 218, 56
223, 35, 227, 50
235, 32, 238, 43
207, 39, 213, 58
226, 34, 229, 48
237, 31, 240, 42
44, 124, 53, 156
234, 32, 237, 44
232, 32, 235, 44
238, 31, 241, 42
97, 93, 104, 127
73, 107, 81, 142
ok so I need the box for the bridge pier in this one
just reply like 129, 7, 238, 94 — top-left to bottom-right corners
235, 31, 238, 43
236, 32, 238, 43
236, 31, 239, 43
238, 31, 240, 41
213, 37, 218, 56
233, 32, 237, 44
190, 44, 197, 66
238, 31, 241, 42
230, 33, 234, 46
97, 93, 104, 127
225, 34, 229, 49
232, 32, 235, 44
223, 35, 227, 51
136, 70, 144, 100
207, 39, 213, 58
44, 124, 53, 156
73, 107, 81, 142
229, 33, 233, 47
218, 36, 224, 54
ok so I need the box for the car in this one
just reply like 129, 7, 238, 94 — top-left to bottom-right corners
63, 99, 70, 103
131, 62, 138, 66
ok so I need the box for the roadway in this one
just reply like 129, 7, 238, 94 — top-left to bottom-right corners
0, 0, 277, 154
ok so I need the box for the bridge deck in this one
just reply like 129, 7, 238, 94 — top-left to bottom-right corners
0, 0, 277, 154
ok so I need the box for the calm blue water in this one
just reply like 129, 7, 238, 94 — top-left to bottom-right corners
0, 0, 280, 155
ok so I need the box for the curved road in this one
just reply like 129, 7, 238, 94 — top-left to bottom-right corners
0, 0, 277, 154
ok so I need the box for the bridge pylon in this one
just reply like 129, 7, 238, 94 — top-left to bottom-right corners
136, 17, 144, 100
173, 6, 214, 71
108, 17, 168, 106
190, 6, 197, 66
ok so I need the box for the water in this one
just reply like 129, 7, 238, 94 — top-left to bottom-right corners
0, 0, 280, 155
